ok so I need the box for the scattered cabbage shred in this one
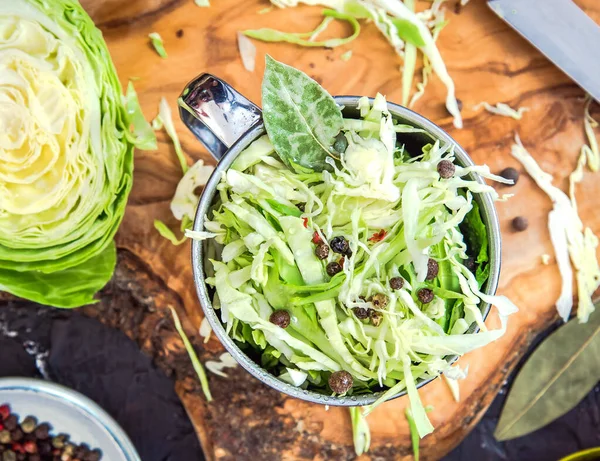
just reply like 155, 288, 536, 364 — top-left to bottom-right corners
148, 32, 167, 58
476, 102, 529, 120
205, 352, 238, 377
237, 32, 257, 72
259, 0, 461, 127
199, 317, 213, 343
152, 98, 215, 245
195, 94, 517, 439
169, 306, 213, 401
512, 134, 600, 323
350, 407, 371, 456
443, 364, 468, 402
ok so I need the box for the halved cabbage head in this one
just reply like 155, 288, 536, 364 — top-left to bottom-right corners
0, 0, 152, 307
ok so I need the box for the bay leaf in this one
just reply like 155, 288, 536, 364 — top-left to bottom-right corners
261, 55, 343, 172
494, 308, 600, 441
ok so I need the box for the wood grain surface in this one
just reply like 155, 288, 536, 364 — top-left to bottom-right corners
75, 0, 600, 459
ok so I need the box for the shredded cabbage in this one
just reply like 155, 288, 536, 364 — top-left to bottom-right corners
199, 317, 212, 343
169, 306, 213, 401
199, 87, 516, 438
148, 32, 167, 58
155, 159, 214, 245
243, 9, 360, 48
341, 50, 353, 61
401, 0, 417, 106
152, 95, 216, 246
280, 367, 309, 386
263, 0, 460, 125
205, 352, 238, 377
350, 407, 371, 456
237, 31, 256, 72
475, 102, 529, 120
153, 97, 188, 173
512, 135, 600, 323
370, 0, 462, 128
171, 160, 214, 221
443, 363, 468, 402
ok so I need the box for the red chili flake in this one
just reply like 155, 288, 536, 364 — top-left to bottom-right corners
311, 231, 323, 244
302, 217, 309, 228
0, 423, 3, 431
0, 404, 9, 420
339, 256, 345, 267
12, 443, 24, 453
368, 229, 387, 242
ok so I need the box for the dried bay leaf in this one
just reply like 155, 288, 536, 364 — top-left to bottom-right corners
495, 308, 600, 441
261, 55, 343, 173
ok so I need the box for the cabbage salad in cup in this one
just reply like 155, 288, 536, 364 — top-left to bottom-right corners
190, 57, 518, 436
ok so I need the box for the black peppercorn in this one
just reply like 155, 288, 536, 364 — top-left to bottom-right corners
87, 449, 102, 461
38, 441, 52, 456
370, 310, 383, 327
75, 444, 90, 459
176, 29, 184, 38
371, 293, 389, 309
390, 277, 404, 290
417, 288, 434, 304
326, 261, 342, 276
464, 256, 477, 273
353, 307, 370, 320
426, 258, 439, 281
499, 167, 519, 186
34, 423, 50, 440
3, 416, 17, 432
269, 310, 291, 328
328, 371, 353, 394
437, 160, 455, 179
512, 216, 528, 232
296, 202, 306, 212
332, 132, 348, 153
10, 429, 23, 442
330, 236, 350, 255
314, 243, 330, 260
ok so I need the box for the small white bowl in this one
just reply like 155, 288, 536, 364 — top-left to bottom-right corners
0, 377, 140, 460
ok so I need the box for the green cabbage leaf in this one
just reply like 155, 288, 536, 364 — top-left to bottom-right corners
0, 0, 155, 307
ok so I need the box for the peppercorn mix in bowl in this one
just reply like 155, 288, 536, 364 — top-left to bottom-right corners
0, 378, 140, 461
188, 57, 518, 436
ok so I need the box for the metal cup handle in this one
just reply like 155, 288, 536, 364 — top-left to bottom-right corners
178, 74, 262, 161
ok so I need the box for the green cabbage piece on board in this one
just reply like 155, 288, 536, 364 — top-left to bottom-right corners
0, 0, 155, 307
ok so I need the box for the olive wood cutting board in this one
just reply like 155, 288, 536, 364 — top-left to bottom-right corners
75, 0, 600, 459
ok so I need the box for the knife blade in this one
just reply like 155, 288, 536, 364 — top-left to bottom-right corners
488, 0, 600, 102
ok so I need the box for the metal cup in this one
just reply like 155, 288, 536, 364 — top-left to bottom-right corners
180, 74, 501, 406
